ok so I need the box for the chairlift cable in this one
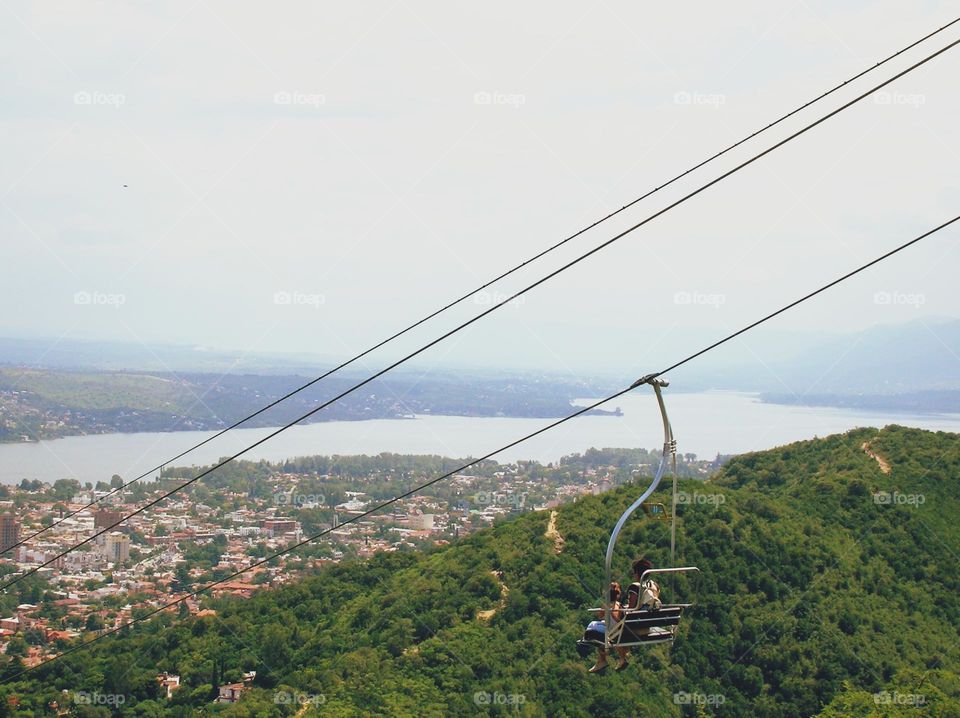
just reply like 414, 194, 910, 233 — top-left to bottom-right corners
7, 212, 957, 682
9, 15, 957, 559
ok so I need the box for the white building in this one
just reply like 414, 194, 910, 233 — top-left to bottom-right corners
102, 532, 130, 563
409, 513, 435, 531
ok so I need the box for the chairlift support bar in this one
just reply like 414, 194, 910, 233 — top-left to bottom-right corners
603, 375, 677, 635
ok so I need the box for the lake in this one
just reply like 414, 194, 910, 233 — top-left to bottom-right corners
2, 392, 959, 485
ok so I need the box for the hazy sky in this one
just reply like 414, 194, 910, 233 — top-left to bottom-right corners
3, 1, 959, 379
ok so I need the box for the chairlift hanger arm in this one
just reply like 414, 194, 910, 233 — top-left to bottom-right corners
602, 377, 676, 632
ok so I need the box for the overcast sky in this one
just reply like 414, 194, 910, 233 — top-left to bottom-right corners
3, 1, 959, 379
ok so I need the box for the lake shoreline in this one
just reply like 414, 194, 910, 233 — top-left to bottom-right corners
2, 392, 959, 485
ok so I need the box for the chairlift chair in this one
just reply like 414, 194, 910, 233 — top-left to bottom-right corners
578, 375, 699, 654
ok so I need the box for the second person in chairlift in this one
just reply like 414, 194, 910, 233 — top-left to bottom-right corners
625, 557, 662, 611
609, 557, 663, 669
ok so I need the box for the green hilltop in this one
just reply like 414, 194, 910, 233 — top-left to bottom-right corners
2, 425, 958, 717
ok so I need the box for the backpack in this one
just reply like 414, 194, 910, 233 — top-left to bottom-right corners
627, 579, 662, 610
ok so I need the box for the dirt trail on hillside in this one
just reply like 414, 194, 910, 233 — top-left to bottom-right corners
545, 510, 565, 554
862, 441, 891, 474
476, 571, 509, 623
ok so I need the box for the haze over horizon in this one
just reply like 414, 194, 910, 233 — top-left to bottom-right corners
0, 315, 957, 383
3, 1, 960, 385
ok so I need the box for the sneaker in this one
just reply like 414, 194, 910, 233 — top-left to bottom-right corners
588, 662, 608, 674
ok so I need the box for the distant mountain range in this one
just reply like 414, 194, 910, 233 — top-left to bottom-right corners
672, 318, 960, 412
1, 317, 958, 418
0, 336, 347, 375
762, 318, 960, 394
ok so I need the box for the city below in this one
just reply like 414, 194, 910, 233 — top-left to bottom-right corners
0, 448, 720, 702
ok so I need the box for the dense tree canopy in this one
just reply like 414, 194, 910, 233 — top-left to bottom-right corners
1, 426, 957, 716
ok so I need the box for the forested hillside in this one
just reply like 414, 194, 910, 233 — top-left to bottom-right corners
2, 426, 958, 717
0, 367, 612, 442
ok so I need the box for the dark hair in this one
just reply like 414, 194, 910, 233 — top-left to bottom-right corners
632, 557, 653, 578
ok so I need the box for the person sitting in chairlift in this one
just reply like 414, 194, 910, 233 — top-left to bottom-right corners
616, 556, 663, 649
626, 557, 661, 611
584, 582, 629, 673
593, 557, 661, 667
